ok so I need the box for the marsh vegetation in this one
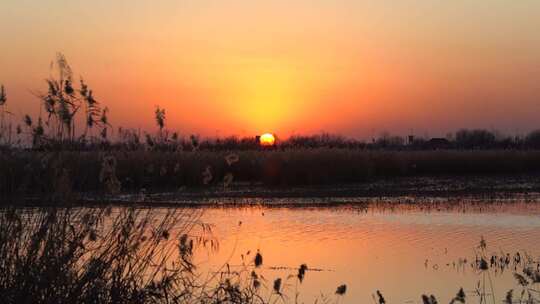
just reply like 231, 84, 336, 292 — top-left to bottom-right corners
3, 149, 540, 202
2, 54, 540, 203
3, 55, 540, 304
0, 206, 354, 304
3, 203, 540, 303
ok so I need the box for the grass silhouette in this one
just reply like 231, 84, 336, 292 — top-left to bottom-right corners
0, 206, 349, 304
3, 149, 540, 201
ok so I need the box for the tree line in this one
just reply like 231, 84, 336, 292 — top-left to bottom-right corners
1, 54, 540, 151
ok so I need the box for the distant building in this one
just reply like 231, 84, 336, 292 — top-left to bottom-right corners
427, 138, 451, 149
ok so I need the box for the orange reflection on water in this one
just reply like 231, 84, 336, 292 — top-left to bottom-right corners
190, 204, 540, 303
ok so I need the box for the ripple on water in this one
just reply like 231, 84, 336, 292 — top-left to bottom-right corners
192, 200, 540, 303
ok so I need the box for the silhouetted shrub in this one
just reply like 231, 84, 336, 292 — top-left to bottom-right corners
455, 129, 496, 149
525, 130, 540, 149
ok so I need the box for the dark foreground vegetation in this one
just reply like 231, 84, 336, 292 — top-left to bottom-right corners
0, 206, 349, 304
2, 206, 539, 304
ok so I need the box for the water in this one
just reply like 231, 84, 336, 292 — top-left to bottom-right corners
189, 201, 540, 303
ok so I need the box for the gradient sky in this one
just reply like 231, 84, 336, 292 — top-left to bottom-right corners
1, 0, 539, 139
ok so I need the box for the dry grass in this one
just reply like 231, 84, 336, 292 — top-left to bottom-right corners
2, 149, 540, 201
0, 206, 347, 304
0, 207, 204, 303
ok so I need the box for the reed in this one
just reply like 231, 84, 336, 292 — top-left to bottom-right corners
0, 206, 205, 303
0, 206, 347, 304
3, 149, 540, 202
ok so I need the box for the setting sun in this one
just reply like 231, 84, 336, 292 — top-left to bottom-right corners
259, 133, 276, 147
3, 2, 540, 303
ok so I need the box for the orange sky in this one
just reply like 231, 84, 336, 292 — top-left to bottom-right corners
1, 0, 540, 139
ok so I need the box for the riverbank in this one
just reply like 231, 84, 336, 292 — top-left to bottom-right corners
13, 174, 540, 207
4, 148, 540, 205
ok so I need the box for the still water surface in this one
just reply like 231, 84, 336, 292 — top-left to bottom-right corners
189, 201, 540, 303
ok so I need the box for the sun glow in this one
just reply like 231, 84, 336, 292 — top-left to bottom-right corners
217, 61, 309, 134
259, 133, 276, 147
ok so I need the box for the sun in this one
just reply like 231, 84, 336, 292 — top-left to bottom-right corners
259, 133, 276, 147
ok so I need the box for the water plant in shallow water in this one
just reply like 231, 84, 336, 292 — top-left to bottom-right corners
436, 237, 540, 304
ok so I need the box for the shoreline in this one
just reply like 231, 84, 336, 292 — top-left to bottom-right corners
13, 174, 540, 207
